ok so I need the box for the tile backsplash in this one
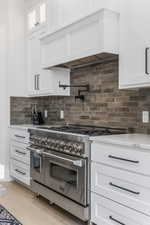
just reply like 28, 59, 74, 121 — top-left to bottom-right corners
10, 59, 150, 133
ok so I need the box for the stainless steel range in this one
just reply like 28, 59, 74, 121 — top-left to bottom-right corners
27, 125, 126, 222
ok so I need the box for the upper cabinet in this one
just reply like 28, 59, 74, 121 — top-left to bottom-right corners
41, 9, 119, 69
26, 0, 70, 97
27, 1, 47, 34
28, 30, 70, 97
119, 0, 150, 89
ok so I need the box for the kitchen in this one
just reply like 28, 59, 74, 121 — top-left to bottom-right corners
0, 0, 150, 225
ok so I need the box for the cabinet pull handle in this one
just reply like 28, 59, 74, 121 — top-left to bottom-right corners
109, 216, 126, 225
15, 169, 26, 176
108, 155, 139, 164
145, 47, 149, 75
34, 75, 37, 90
37, 74, 40, 90
109, 182, 140, 195
15, 135, 25, 139
15, 150, 26, 155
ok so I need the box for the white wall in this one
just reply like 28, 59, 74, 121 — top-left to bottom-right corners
0, 1, 10, 181
0, 0, 27, 182
7, 0, 27, 97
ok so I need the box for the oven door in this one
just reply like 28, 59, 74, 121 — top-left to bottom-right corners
29, 146, 45, 184
43, 151, 87, 206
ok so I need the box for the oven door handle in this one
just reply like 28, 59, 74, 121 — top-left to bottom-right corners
27, 147, 42, 155
42, 152, 84, 167
27, 147, 43, 173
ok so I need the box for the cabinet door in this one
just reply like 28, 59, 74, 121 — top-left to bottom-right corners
28, 34, 40, 96
28, 31, 55, 96
37, 72, 53, 95
119, 0, 150, 89
37, 68, 70, 96
28, 32, 70, 96
91, 193, 150, 225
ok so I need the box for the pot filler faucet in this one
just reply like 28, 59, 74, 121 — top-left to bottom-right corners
59, 82, 90, 102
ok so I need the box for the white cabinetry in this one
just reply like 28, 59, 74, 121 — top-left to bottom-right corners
28, 29, 70, 96
41, 9, 119, 69
28, 32, 40, 96
27, 1, 70, 97
91, 194, 150, 225
91, 135, 150, 224
119, 0, 150, 89
10, 128, 30, 186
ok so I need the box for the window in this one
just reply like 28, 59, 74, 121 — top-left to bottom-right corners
28, 10, 36, 30
27, 2, 46, 32
40, 3, 46, 24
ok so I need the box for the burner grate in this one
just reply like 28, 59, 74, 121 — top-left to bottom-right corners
37, 125, 126, 136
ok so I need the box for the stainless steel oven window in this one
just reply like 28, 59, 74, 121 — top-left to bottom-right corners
49, 162, 78, 187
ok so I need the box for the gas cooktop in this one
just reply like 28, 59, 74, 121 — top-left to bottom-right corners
37, 125, 126, 136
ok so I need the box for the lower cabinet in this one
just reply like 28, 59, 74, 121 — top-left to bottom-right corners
10, 128, 30, 186
10, 141, 30, 165
91, 193, 150, 225
91, 163, 150, 216
91, 140, 150, 225
10, 159, 30, 186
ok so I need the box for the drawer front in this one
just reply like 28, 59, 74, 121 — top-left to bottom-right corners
91, 193, 150, 225
91, 163, 150, 216
10, 159, 30, 185
10, 129, 29, 144
10, 141, 30, 165
91, 142, 150, 176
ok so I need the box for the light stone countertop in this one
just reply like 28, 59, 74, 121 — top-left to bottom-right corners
90, 133, 150, 150
9, 124, 51, 130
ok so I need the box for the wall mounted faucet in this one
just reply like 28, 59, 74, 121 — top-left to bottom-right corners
59, 82, 90, 102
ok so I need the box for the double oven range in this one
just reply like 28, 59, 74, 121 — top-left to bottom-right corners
27, 125, 126, 221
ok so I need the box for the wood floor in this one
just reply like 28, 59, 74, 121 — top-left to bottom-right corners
0, 182, 85, 225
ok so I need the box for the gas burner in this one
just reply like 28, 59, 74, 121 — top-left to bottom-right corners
37, 125, 126, 136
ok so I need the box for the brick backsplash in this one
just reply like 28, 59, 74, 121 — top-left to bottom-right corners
10, 59, 150, 134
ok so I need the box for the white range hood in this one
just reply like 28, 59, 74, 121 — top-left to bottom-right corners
41, 8, 119, 70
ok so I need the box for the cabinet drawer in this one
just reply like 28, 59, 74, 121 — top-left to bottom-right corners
10, 129, 29, 144
91, 142, 150, 176
91, 163, 150, 216
10, 141, 30, 165
91, 193, 150, 225
10, 159, 30, 186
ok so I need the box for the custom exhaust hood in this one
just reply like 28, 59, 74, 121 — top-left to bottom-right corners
41, 9, 119, 70
54, 53, 118, 70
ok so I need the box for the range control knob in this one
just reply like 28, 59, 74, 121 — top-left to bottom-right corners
75, 144, 83, 155
59, 141, 66, 151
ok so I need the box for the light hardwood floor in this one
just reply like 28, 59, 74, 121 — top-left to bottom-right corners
0, 182, 85, 225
